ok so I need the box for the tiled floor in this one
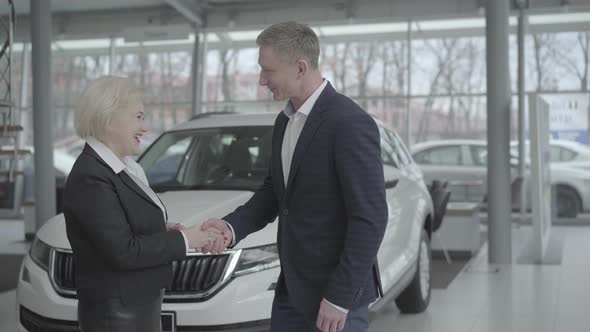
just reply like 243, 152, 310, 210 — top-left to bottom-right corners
2, 220, 590, 331
369, 225, 590, 332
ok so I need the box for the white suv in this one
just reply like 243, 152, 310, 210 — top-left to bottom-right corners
17, 112, 435, 331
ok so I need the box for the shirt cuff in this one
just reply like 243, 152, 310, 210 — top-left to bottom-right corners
324, 299, 349, 314
179, 230, 189, 252
224, 220, 236, 247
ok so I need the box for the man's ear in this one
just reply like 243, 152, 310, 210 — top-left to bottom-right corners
296, 59, 309, 78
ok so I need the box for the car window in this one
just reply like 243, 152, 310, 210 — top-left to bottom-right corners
415, 145, 462, 166
559, 147, 577, 162
470, 145, 487, 166
139, 126, 273, 192
385, 129, 411, 166
145, 137, 192, 185
378, 127, 399, 168
549, 146, 561, 162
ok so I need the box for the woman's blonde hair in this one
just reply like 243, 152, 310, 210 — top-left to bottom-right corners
75, 76, 142, 140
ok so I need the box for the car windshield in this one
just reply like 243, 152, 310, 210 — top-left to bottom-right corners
138, 126, 273, 192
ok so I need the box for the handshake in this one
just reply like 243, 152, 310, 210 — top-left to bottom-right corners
166, 219, 233, 254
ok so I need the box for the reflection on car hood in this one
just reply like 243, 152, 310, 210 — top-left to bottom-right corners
36, 190, 278, 250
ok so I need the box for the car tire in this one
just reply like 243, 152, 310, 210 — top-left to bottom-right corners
556, 185, 581, 218
395, 229, 431, 313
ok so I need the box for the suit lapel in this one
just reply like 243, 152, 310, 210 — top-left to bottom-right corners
119, 171, 160, 209
273, 112, 289, 194
285, 83, 336, 192
119, 172, 161, 210
285, 106, 327, 192
82, 143, 161, 211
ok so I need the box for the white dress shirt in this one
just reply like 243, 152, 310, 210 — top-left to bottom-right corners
281, 79, 328, 185
85, 137, 189, 251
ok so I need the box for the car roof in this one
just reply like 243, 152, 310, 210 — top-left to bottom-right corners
509, 139, 590, 150
548, 139, 590, 152
171, 112, 277, 131
168, 111, 394, 132
410, 139, 486, 152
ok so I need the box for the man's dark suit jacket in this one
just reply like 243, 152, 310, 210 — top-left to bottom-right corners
63, 144, 186, 305
224, 83, 388, 319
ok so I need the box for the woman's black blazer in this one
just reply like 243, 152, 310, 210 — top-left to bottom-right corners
63, 144, 186, 305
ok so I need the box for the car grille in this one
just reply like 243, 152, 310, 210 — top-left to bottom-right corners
167, 254, 230, 294
50, 251, 235, 301
52, 251, 76, 293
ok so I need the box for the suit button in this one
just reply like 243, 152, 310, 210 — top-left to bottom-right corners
282, 209, 289, 216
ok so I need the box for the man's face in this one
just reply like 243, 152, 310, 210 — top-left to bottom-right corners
258, 46, 300, 101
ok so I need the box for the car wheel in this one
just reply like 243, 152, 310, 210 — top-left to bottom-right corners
556, 185, 581, 218
395, 229, 431, 313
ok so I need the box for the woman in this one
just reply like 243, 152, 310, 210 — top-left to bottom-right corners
63, 76, 222, 332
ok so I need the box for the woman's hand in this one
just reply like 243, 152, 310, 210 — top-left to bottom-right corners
184, 225, 224, 251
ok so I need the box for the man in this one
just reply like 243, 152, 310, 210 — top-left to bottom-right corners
202, 21, 388, 332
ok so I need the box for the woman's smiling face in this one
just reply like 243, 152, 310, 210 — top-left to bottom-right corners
104, 95, 147, 158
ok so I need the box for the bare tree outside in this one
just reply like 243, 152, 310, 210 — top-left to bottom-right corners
350, 42, 377, 110
530, 33, 559, 91
218, 48, 238, 111
9, 26, 590, 151
554, 32, 590, 91
414, 38, 459, 142
322, 43, 351, 95
380, 40, 408, 134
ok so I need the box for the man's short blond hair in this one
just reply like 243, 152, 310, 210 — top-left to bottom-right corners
75, 76, 142, 141
256, 21, 320, 69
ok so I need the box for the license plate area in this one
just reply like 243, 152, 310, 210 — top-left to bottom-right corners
161, 311, 176, 332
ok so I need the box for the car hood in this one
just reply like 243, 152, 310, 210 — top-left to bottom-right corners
37, 190, 278, 250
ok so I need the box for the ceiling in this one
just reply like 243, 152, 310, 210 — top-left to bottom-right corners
2, 0, 282, 15
4, 0, 165, 15
3, 0, 590, 42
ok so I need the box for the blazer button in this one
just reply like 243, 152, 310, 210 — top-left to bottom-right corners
282, 209, 289, 216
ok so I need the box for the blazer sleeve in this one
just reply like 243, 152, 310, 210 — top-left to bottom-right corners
223, 156, 278, 244
65, 171, 186, 271
323, 112, 388, 309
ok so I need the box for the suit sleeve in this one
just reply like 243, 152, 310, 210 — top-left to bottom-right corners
222, 116, 281, 244
65, 172, 186, 271
223, 156, 278, 244
323, 113, 388, 309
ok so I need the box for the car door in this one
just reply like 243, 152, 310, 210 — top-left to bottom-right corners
462, 143, 489, 203
412, 144, 472, 202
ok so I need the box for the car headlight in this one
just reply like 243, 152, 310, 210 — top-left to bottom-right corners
233, 244, 280, 277
29, 237, 52, 271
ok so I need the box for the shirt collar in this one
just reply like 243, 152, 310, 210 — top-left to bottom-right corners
85, 136, 130, 174
283, 79, 328, 118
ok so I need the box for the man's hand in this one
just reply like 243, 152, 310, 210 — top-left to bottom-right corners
166, 223, 186, 232
316, 299, 347, 332
200, 218, 233, 254
183, 224, 223, 250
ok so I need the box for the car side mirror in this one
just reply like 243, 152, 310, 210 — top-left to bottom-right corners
385, 179, 399, 189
